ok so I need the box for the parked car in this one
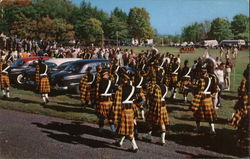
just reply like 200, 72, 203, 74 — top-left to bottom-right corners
51, 59, 111, 94
219, 39, 246, 48
10, 56, 52, 84
23, 58, 81, 85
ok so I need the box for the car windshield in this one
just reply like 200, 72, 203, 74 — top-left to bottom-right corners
57, 61, 73, 70
64, 63, 83, 73
11, 60, 25, 67
44, 62, 57, 69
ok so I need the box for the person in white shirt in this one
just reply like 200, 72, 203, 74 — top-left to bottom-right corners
214, 63, 225, 108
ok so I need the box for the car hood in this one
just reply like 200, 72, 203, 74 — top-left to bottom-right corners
51, 71, 76, 79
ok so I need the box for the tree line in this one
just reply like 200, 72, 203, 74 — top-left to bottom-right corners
1, 0, 248, 45
154, 14, 249, 45
0, 0, 154, 44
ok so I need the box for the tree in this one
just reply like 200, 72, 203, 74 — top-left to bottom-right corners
111, 7, 128, 22
208, 18, 233, 41
10, 15, 74, 41
106, 15, 129, 40
71, 1, 108, 40
181, 22, 203, 42
78, 18, 103, 43
231, 14, 249, 40
128, 8, 154, 43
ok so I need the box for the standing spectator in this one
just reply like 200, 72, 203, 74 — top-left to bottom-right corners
225, 58, 233, 91
215, 57, 221, 68
215, 63, 225, 108
219, 46, 224, 58
232, 47, 238, 59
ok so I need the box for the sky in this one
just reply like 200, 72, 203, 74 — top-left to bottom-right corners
72, 0, 249, 35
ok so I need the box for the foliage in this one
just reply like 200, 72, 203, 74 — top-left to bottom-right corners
181, 22, 203, 42
105, 15, 129, 40
128, 8, 154, 42
231, 14, 249, 41
77, 18, 103, 43
208, 18, 233, 41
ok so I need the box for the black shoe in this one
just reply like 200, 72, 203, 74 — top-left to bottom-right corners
128, 148, 138, 153
2, 95, 7, 99
41, 102, 46, 106
113, 141, 121, 147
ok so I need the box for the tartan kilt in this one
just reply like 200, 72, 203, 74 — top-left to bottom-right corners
179, 79, 191, 94
35, 72, 40, 86
190, 93, 202, 111
35, 66, 40, 86
234, 95, 248, 110
96, 100, 113, 119
80, 84, 93, 104
193, 95, 217, 122
170, 74, 178, 88
146, 102, 169, 127
39, 76, 51, 93
117, 104, 136, 136
231, 95, 248, 128
0, 74, 10, 89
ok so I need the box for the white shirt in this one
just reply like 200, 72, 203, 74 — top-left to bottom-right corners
215, 69, 224, 83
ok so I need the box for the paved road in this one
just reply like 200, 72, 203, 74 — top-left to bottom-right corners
0, 109, 232, 159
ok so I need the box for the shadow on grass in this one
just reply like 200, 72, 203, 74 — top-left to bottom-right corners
168, 124, 248, 158
32, 121, 123, 150
43, 104, 96, 114
40, 130, 121, 150
221, 94, 238, 100
7, 97, 41, 104
174, 116, 231, 125
167, 106, 189, 113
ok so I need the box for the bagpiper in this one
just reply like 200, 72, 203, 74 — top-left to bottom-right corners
170, 57, 181, 99
96, 69, 116, 133
112, 73, 139, 152
1, 60, 11, 99
142, 68, 169, 145
231, 65, 249, 147
190, 63, 217, 134
179, 60, 192, 104
39, 58, 51, 105
134, 70, 147, 120
80, 67, 95, 109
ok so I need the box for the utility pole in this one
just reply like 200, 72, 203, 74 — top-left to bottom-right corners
161, 37, 164, 47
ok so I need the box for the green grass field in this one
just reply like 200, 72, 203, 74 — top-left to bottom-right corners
0, 47, 249, 157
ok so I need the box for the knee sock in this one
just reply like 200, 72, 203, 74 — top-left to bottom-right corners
184, 96, 187, 102
210, 123, 215, 132
45, 93, 48, 99
42, 94, 46, 103
119, 136, 125, 146
161, 132, 166, 144
141, 110, 145, 119
2, 89, 6, 96
6, 90, 10, 98
130, 138, 138, 150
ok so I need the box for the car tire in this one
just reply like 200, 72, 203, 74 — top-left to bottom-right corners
16, 74, 24, 85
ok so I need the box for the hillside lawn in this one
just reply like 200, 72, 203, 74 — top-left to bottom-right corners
0, 47, 249, 158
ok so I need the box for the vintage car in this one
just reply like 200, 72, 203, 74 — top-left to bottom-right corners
23, 58, 81, 85
51, 59, 111, 94
10, 56, 52, 84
